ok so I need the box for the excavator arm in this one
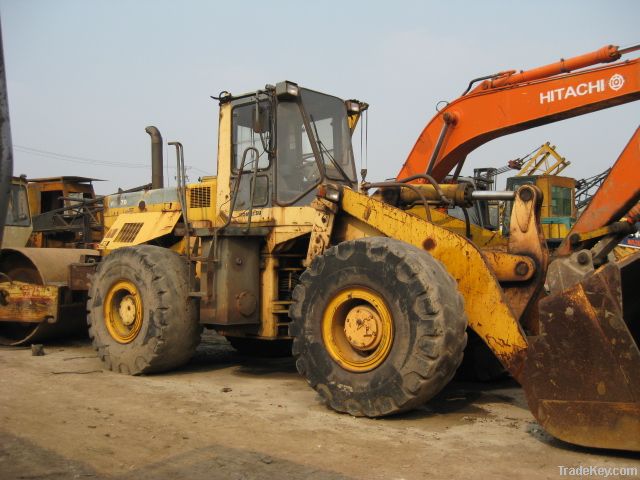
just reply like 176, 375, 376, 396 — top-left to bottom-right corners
557, 127, 639, 257
397, 44, 640, 182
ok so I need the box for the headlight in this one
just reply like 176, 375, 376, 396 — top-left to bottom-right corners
276, 81, 299, 100
345, 100, 360, 114
318, 184, 342, 203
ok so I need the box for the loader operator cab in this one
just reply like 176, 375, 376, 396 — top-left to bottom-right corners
230, 81, 359, 210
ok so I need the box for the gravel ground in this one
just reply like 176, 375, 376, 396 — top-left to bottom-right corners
1, 332, 638, 480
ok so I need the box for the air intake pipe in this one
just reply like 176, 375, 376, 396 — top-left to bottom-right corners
145, 126, 163, 189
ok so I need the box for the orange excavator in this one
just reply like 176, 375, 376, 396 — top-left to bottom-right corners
389, 43, 639, 450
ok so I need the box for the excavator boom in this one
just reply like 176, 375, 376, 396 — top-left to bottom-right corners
398, 44, 640, 182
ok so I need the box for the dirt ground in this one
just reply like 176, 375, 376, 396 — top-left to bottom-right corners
1, 332, 638, 480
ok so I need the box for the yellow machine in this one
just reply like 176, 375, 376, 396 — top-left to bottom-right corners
0, 176, 103, 345
1, 81, 639, 452
515, 142, 570, 177
26, 176, 102, 248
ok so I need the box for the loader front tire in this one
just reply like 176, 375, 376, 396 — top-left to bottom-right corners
289, 237, 467, 417
87, 245, 201, 375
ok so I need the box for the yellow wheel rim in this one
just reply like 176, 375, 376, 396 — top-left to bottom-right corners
322, 287, 394, 372
104, 280, 143, 344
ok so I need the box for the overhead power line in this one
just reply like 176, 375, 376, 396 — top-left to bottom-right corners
14, 144, 210, 175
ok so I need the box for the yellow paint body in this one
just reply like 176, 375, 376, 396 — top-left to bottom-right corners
405, 204, 506, 248
217, 203, 326, 339
100, 211, 182, 251
100, 179, 218, 253
516, 143, 570, 176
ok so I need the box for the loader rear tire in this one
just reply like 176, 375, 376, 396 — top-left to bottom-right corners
289, 237, 467, 417
87, 245, 201, 375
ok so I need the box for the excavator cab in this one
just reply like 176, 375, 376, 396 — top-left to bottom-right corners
504, 174, 577, 244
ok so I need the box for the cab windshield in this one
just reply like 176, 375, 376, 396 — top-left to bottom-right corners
6, 183, 30, 227
276, 88, 356, 205
300, 88, 356, 183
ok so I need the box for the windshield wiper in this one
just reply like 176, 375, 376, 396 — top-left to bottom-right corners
308, 114, 352, 185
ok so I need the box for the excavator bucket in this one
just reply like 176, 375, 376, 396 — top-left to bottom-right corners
520, 252, 640, 451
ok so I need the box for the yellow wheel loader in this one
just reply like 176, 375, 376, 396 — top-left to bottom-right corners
84, 73, 639, 451
2, 42, 639, 452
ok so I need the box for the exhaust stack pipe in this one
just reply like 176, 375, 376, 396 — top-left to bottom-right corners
145, 126, 163, 189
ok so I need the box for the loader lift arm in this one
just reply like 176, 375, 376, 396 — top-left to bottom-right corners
397, 44, 640, 182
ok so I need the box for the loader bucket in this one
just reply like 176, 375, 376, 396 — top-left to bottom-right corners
519, 252, 640, 451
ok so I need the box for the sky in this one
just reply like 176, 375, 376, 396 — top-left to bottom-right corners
0, 0, 638, 194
